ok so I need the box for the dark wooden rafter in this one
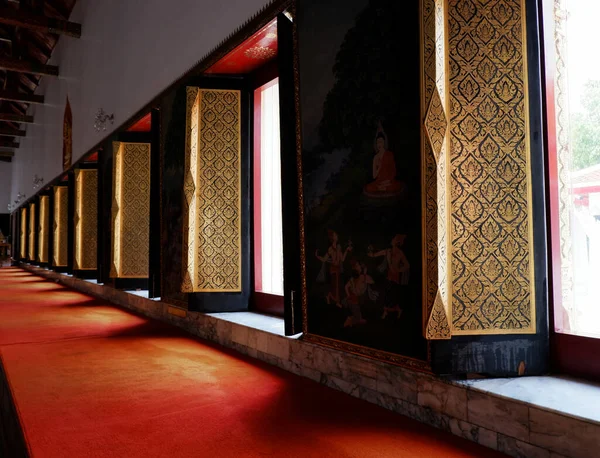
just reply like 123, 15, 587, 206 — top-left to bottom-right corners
0, 112, 33, 123
0, 89, 43, 103
0, 138, 19, 148
0, 6, 81, 37
0, 56, 58, 75
0, 125, 25, 136
0, 0, 77, 137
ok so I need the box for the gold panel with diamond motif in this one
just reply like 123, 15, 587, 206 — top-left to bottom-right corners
182, 87, 241, 293
53, 186, 68, 267
423, 0, 452, 339
28, 203, 36, 261
448, 0, 535, 334
74, 169, 98, 270
38, 196, 50, 263
110, 142, 151, 278
20, 207, 26, 259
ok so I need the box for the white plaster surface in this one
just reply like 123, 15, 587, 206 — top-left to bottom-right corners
9, 0, 273, 206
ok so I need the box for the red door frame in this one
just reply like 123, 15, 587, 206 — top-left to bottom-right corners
541, 0, 600, 382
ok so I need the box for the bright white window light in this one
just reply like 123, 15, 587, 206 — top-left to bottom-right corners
258, 80, 284, 296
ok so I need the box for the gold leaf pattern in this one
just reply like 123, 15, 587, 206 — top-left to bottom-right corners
182, 88, 241, 292
28, 203, 36, 261
111, 142, 151, 278
244, 46, 276, 60
53, 186, 68, 267
423, 0, 451, 340
449, 0, 534, 334
20, 208, 26, 259
38, 196, 49, 263
74, 169, 98, 270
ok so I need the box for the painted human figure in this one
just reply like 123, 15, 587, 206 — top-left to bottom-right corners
315, 230, 352, 307
368, 234, 409, 319
343, 259, 378, 327
363, 124, 403, 196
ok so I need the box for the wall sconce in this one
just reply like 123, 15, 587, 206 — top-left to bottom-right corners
94, 108, 114, 132
33, 174, 44, 190
9, 192, 25, 211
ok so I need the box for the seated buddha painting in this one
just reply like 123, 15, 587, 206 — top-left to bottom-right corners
297, 0, 427, 360
363, 123, 405, 199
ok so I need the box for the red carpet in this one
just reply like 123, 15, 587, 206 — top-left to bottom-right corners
0, 267, 505, 457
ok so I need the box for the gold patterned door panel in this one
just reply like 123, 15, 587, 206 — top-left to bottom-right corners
447, 0, 535, 335
182, 88, 242, 293
110, 142, 151, 279
74, 169, 98, 270
53, 186, 69, 267
28, 203, 36, 261
20, 207, 26, 259
38, 196, 50, 263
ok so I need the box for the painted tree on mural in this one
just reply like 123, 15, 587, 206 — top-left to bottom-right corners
572, 80, 600, 170
318, 0, 412, 158
306, 0, 419, 220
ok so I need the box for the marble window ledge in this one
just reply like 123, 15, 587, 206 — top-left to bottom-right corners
207, 311, 290, 337
455, 375, 600, 426
18, 264, 600, 458
211, 310, 600, 430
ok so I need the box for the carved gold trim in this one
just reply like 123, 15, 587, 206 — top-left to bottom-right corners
74, 169, 98, 271
422, 0, 452, 340
20, 207, 26, 259
53, 186, 68, 267
28, 203, 36, 261
552, 0, 574, 327
110, 142, 151, 279
38, 196, 50, 263
182, 88, 242, 293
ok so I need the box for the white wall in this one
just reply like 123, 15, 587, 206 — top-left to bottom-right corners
10, 0, 272, 208
0, 161, 12, 211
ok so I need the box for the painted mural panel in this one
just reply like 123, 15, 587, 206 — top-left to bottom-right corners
298, 0, 427, 360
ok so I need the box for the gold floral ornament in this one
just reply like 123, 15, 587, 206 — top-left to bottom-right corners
182, 88, 242, 293
244, 46, 276, 60
449, 0, 535, 335
53, 186, 68, 267
74, 169, 98, 270
423, 0, 452, 340
111, 142, 151, 279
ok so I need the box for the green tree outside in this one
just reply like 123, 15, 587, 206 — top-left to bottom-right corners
572, 80, 600, 170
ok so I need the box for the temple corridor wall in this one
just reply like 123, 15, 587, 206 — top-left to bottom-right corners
0, 162, 11, 211
9, 0, 272, 206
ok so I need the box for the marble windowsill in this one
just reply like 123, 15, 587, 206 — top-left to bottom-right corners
456, 375, 600, 425
207, 311, 290, 337
209, 308, 600, 428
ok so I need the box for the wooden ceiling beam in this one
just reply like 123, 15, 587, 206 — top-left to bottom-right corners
0, 139, 19, 148
0, 56, 58, 76
0, 7, 81, 38
0, 125, 25, 136
0, 89, 43, 104
0, 112, 33, 123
